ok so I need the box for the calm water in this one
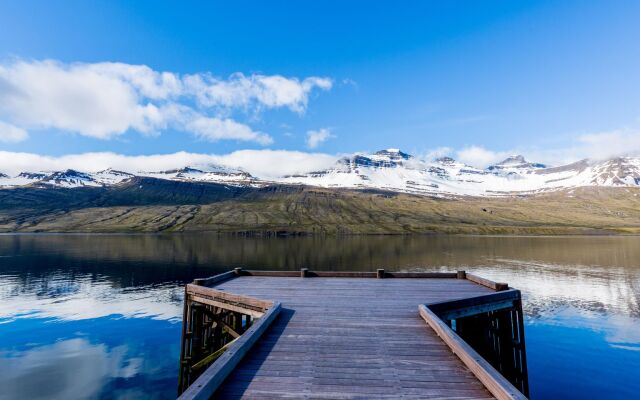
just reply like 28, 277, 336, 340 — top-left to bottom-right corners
0, 234, 639, 399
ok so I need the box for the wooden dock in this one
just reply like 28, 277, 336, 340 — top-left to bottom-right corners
177, 270, 528, 400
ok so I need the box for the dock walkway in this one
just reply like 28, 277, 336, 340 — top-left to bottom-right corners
177, 271, 528, 400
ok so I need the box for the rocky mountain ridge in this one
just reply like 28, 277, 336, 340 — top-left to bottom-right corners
1, 149, 639, 197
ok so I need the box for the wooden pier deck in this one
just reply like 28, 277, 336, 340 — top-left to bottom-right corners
178, 271, 528, 400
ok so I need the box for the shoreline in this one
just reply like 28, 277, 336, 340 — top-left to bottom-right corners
1, 230, 638, 237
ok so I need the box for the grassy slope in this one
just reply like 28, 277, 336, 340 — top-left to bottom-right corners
1, 184, 639, 234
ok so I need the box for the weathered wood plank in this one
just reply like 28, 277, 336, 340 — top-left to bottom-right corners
428, 289, 521, 320
187, 284, 274, 310
242, 270, 300, 277
189, 295, 265, 318
466, 273, 509, 291
384, 272, 458, 278
192, 270, 237, 286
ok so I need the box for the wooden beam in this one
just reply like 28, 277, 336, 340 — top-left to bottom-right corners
376, 269, 385, 279
178, 302, 282, 400
218, 319, 240, 339
466, 273, 509, 291
189, 295, 265, 318
419, 304, 527, 400
428, 289, 521, 317
187, 284, 274, 310
384, 272, 458, 278
436, 299, 516, 321
192, 270, 237, 287
243, 270, 300, 277
307, 271, 377, 278
190, 337, 239, 371
177, 285, 190, 394
190, 306, 232, 327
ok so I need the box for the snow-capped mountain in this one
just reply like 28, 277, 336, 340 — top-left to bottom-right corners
277, 149, 640, 196
38, 169, 106, 187
1, 149, 639, 196
140, 166, 256, 185
0, 163, 257, 189
487, 155, 547, 174
0, 169, 134, 188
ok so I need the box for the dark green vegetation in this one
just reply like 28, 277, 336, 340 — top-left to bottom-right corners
1, 177, 639, 234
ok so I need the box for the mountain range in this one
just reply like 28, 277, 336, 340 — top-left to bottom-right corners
1, 149, 639, 234
1, 149, 639, 196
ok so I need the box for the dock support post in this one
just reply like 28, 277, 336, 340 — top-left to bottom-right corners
301, 268, 308, 278
234, 267, 243, 275
457, 270, 466, 279
377, 269, 385, 279
177, 286, 190, 395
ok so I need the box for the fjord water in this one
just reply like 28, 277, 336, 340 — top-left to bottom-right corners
0, 235, 638, 399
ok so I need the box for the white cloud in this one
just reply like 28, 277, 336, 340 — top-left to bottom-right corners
514, 129, 640, 166
456, 128, 640, 168
0, 120, 28, 142
186, 116, 273, 145
0, 60, 153, 139
420, 146, 452, 161
157, 103, 272, 144
457, 146, 510, 168
306, 128, 334, 149
215, 149, 338, 178
0, 59, 332, 143
86, 62, 183, 100
0, 150, 339, 178
573, 129, 640, 161
183, 73, 331, 113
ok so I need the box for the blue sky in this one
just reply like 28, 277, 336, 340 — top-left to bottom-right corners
0, 0, 640, 171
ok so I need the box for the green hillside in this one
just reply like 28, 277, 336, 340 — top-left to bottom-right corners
1, 179, 639, 234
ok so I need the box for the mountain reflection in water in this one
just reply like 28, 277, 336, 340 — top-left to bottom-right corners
0, 234, 639, 399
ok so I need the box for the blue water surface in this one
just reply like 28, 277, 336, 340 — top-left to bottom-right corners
0, 234, 638, 399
